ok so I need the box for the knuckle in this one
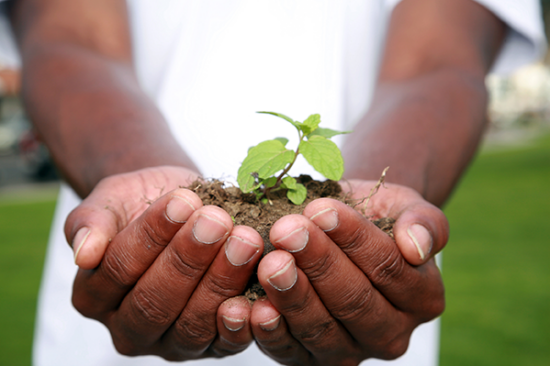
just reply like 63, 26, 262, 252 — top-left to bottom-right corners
299, 250, 337, 284
376, 336, 410, 360
337, 225, 367, 255
259, 341, 304, 366
71, 291, 103, 320
276, 290, 313, 316
168, 248, 204, 281
330, 285, 375, 322
295, 318, 339, 349
258, 337, 293, 353
204, 274, 243, 299
102, 252, 135, 288
71, 294, 95, 319
411, 264, 446, 321
139, 218, 171, 249
370, 247, 406, 286
112, 337, 140, 357
423, 293, 445, 321
173, 317, 216, 353
210, 338, 248, 358
130, 287, 172, 327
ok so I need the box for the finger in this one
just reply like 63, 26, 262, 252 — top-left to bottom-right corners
64, 176, 133, 269
343, 181, 449, 265
257, 250, 361, 364
107, 205, 233, 355
72, 188, 203, 319
392, 201, 449, 265
303, 198, 445, 319
251, 298, 312, 365
270, 215, 412, 358
66, 182, 202, 269
210, 296, 254, 357
164, 225, 263, 358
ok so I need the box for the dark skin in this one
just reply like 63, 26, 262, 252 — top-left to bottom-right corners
11, 0, 505, 364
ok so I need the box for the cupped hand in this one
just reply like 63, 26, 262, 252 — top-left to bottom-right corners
250, 180, 449, 365
64, 166, 263, 360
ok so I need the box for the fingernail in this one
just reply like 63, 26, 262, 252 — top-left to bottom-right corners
166, 195, 196, 223
268, 259, 297, 291
73, 227, 91, 264
275, 227, 309, 253
193, 214, 228, 244
259, 315, 281, 331
407, 224, 433, 261
225, 236, 260, 266
222, 315, 245, 332
310, 208, 339, 232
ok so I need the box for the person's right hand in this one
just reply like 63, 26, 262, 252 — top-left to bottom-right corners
65, 166, 263, 360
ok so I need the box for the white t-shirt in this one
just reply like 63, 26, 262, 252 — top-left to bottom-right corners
0, 0, 543, 365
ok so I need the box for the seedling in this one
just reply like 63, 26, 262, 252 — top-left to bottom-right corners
237, 111, 350, 205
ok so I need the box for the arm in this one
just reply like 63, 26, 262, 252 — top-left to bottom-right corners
250, 0, 506, 364
11, 0, 197, 197
12, 0, 260, 360
344, 0, 506, 206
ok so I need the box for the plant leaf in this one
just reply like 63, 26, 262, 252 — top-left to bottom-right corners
274, 137, 289, 146
262, 176, 278, 188
281, 176, 297, 189
299, 135, 344, 181
238, 140, 294, 192
308, 127, 352, 139
287, 183, 307, 205
302, 114, 321, 135
257, 111, 302, 130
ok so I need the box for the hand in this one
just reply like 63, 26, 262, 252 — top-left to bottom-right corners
65, 166, 264, 360
249, 180, 449, 365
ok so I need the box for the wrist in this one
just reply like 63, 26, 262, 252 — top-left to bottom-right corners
342, 68, 488, 206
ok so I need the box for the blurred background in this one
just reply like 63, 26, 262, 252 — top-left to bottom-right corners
1, 3, 549, 366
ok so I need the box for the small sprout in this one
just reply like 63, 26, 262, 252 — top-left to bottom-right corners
237, 112, 351, 205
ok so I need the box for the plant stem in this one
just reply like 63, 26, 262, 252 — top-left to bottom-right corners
262, 131, 304, 200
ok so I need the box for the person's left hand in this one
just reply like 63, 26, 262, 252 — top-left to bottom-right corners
248, 180, 449, 365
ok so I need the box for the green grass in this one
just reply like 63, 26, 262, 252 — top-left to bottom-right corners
440, 134, 550, 365
0, 199, 56, 366
0, 135, 548, 365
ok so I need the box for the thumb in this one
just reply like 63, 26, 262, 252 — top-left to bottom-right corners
393, 200, 449, 266
64, 191, 129, 270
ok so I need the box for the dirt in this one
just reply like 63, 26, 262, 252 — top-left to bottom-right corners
188, 175, 394, 301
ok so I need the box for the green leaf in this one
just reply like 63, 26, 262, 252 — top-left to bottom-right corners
274, 137, 289, 146
308, 127, 352, 139
287, 183, 307, 205
262, 177, 278, 188
281, 176, 297, 189
238, 140, 294, 192
299, 135, 344, 181
257, 111, 302, 130
302, 114, 321, 135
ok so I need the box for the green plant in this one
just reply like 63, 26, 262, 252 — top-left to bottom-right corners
237, 111, 350, 205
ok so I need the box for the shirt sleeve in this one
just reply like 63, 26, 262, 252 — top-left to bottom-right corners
475, 0, 547, 75
0, 1, 19, 68
385, 0, 547, 75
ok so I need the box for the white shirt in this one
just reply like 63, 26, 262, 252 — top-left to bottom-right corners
0, 0, 543, 365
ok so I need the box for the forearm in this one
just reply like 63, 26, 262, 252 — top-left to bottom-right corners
22, 47, 197, 197
343, 68, 488, 206
343, 0, 506, 207
11, 0, 197, 197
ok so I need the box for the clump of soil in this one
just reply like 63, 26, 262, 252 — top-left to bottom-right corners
188, 175, 394, 301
